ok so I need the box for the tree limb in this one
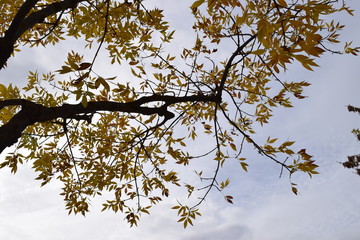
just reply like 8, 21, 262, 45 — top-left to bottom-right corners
0, 94, 219, 153
216, 34, 257, 99
0, 0, 86, 69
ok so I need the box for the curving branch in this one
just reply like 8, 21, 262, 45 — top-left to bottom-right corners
216, 34, 257, 99
0, 94, 219, 153
0, 0, 86, 69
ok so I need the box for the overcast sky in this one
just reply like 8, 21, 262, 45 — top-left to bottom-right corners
1, 1, 360, 240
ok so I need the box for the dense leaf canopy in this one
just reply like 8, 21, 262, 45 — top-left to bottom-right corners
0, 0, 358, 226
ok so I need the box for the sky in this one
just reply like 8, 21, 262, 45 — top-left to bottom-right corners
1, 1, 360, 239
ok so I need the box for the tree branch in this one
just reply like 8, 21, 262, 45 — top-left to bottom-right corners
0, 94, 219, 153
0, 0, 86, 69
216, 34, 257, 100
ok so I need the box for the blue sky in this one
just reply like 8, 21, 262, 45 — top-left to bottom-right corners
0, 1, 360, 239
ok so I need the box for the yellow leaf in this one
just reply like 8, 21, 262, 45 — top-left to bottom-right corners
81, 95, 88, 108
207, 0, 216, 10
277, 0, 288, 7
57, 66, 72, 74
308, 46, 325, 57
95, 77, 110, 91
268, 138, 278, 144
292, 187, 298, 195
252, 49, 266, 55
240, 162, 248, 172
191, 0, 205, 8
0, 84, 6, 94
225, 195, 233, 204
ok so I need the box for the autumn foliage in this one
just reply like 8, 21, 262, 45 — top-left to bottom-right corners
0, 0, 358, 227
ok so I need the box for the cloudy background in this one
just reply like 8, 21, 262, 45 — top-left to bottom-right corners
1, 0, 360, 239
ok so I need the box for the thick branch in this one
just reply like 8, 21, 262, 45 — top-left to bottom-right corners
0, 94, 218, 153
0, 0, 39, 68
0, 0, 86, 69
6, 0, 39, 39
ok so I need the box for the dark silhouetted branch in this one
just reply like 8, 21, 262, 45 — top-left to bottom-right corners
0, 0, 86, 69
0, 94, 219, 153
